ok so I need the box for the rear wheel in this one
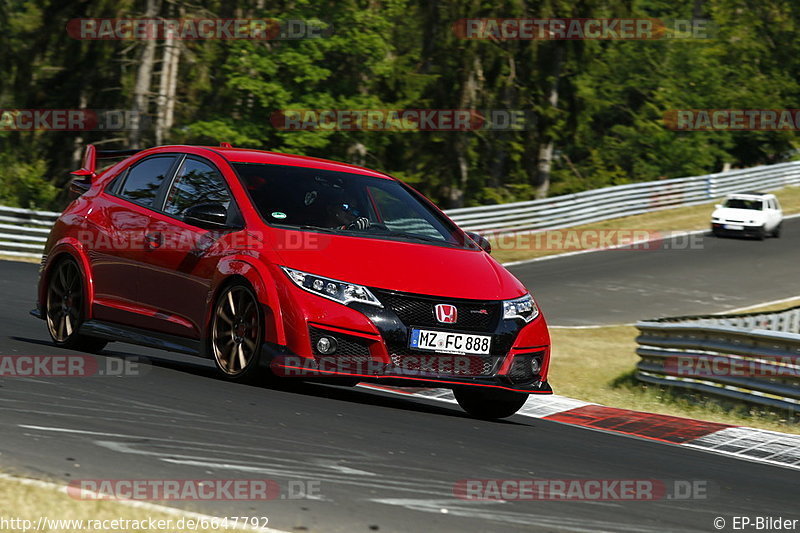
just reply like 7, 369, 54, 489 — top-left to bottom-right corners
45, 258, 107, 352
211, 283, 263, 381
454, 387, 529, 419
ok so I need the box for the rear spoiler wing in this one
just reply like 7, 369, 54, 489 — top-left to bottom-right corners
71, 144, 142, 179
69, 144, 142, 199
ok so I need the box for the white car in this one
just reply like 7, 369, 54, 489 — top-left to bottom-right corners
711, 192, 783, 239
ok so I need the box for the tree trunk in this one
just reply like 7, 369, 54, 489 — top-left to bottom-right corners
534, 44, 564, 199
449, 55, 483, 208
155, 34, 181, 146
130, 0, 161, 148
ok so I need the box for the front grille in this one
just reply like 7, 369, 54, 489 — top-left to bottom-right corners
389, 352, 497, 377
373, 289, 500, 332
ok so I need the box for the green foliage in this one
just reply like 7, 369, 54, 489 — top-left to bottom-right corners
1, 0, 799, 210
0, 152, 58, 209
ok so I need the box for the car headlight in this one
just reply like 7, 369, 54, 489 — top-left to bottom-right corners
281, 267, 382, 307
503, 293, 539, 323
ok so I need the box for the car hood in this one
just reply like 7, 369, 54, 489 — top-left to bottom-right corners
712, 207, 766, 221
268, 231, 528, 301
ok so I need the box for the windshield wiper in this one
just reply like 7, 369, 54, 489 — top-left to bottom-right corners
375, 230, 448, 244
295, 225, 339, 233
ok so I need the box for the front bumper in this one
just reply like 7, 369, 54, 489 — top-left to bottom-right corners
265, 286, 552, 394
711, 222, 763, 237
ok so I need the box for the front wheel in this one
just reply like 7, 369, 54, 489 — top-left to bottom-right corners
210, 282, 264, 381
453, 387, 529, 419
773, 222, 782, 238
45, 258, 107, 353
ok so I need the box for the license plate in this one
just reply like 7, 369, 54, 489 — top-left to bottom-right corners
724, 224, 744, 230
409, 329, 491, 355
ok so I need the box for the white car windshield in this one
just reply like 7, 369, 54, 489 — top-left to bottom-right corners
723, 198, 763, 210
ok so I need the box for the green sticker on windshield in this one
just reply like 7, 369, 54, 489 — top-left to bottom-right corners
271, 212, 287, 219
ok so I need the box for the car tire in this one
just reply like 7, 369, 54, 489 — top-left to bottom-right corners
756, 226, 766, 240
45, 257, 108, 353
210, 281, 264, 382
773, 222, 782, 238
453, 387, 529, 419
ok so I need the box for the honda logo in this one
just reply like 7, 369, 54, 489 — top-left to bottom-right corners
435, 304, 458, 324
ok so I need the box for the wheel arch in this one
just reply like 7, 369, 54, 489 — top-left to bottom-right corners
205, 256, 285, 347
40, 239, 95, 321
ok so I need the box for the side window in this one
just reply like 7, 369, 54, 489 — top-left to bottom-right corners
164, 158, 231, 217
118, 157, 175, 208
774, 198, 782, 211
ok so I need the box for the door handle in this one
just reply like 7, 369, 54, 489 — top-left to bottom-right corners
144, 232, 163, 249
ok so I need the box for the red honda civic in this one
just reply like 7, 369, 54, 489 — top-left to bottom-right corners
33, 144, 552, 418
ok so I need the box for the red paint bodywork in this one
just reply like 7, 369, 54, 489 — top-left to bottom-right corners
37, 145, 551, 391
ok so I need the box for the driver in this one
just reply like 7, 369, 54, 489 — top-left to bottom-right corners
329, 202, 370, 230
303, 188, 370, 230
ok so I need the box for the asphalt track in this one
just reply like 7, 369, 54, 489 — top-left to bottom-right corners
0, 258, 798, 532
510, 218, 800, 325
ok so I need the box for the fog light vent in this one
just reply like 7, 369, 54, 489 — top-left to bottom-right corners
316, 336, 338, 355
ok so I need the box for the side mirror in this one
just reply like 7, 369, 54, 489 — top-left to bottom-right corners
715, 204, 722, 209
183, 203, 231, 229
466, 231, 492, 254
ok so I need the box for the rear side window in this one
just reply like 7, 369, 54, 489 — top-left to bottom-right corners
164, 158, 231, 217
118, 157, 175, 208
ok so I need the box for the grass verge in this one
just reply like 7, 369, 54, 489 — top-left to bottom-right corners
0, 476, 261, 533
0, 253, 40, 264
549, 320, 800, 434
490, 185, 800, 264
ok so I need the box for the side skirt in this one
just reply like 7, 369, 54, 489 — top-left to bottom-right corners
79, 319, 204, 357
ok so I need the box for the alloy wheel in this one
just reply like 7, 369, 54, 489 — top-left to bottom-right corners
212, 285, 261, 376
46, 259, 83, 343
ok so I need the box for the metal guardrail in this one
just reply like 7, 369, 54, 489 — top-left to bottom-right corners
635, 307, 800, 412
0, 205, 58, 259
2, 160, 800, 258
446, 161, 800, 233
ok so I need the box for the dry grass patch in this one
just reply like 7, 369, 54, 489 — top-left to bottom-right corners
0, 476, 263, 533
548, 324, 800, 434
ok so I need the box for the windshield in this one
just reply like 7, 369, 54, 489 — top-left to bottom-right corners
234, 163, 475, 248
723, 198, 763, 210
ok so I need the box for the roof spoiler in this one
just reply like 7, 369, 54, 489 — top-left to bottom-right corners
69, 145, 142, 200
71, 144, 142, 179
